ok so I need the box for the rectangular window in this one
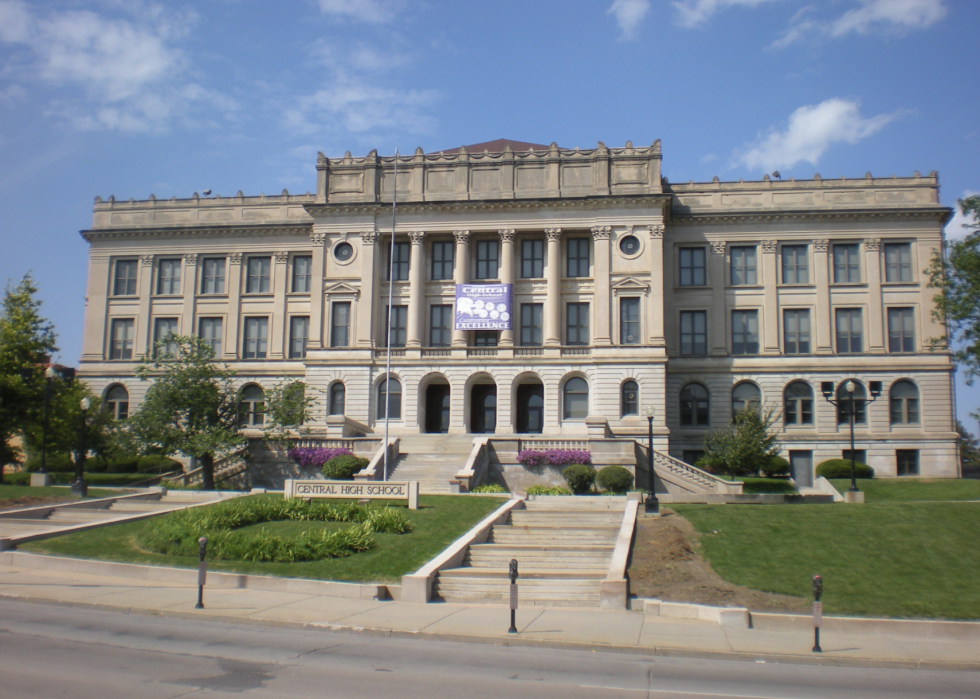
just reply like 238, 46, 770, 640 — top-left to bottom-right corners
153, 318, 179, 357
429, 305, 452, 347
781, 245, 809, 284
521, 239, 544, 278
520, 303, 543, 346
386, 241, 410, 281
731, 310, 759, 355
243, 317, 268, 359
473, 330, 498, 347
431, 241, 454, 280
113, 260, 138, 296
730, 246, 758, 285
566, 302, 590, 345
475, 240, 499, 280
245, 257, 271, 294
783, 309, 811, 355
385, 305, 408, 347
678, 247, 706, 286
620, 298, 640, 345
292, 255, 312, 293
836, 308, 863, 354
109, 319, 134, 360
888, 307, 915, 353
885, 243, 913, 283
679, 311, 707, 356
330, 302, 350, 348
833, 243, 861, 283
198, 317, 222, 357
896, 450, 920, 476
201, 258, 225, 295
156, 259, 181, 295
566, 238, 590, 278
289, 316, 309, 359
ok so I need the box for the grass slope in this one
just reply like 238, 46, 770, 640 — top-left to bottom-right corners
828, 478, 980, 502
0, 485, 120, 502
21, 494, 505, 584
673, 502, 980, 620
4, 472, 151, 487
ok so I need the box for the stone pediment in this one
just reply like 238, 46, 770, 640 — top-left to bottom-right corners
324, 281, 360, 296
611, 276, 650, 295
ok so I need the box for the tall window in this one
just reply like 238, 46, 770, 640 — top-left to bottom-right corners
621, 380, 639, 417
563, 377, 589, 419
888, 308, 915, 353
890, 380, 920, 425
730, 246, 757, 285
731, 382, 761, 414
520, 303, 543, 346
431, 241, 454, 280
679, 384, 710, 426
240, 385, 265, 427
386, 241, 410, 281
679, 311, 707, 356
566, 238, 590, 277
836, 309, 863, 354
113, 260, 138, 296
833, 243, 861, 283
678, 247, 706, 286
153, 318, 178, 357
475, 240, 499, 279
109, 319, 134, 360
246, 257, 271, 293
896, 450, 919, 476
885, 242, 913, 282
521, 239, 544, 278
292, 255, 312, 293
201, 258, 225, 294
566, 302, 589, 345
105, 385, 129, 421
243, 317, 268, 359
329, 383, 345, 415
331, 302, 350, 348
473, 331, 498, 347
385, 305, 408, 347
157, 259, 181, 295
783, 381, 813, 425
731, 310, 759, 355
289, 316, 309, 359
430, 305, 452, 347
781, 245, 809, 284
198, 317, 222, 357
836, 381, 867, 425
377, 378, 401, 419
783, 309, 811, 355
620, 298, 640, 345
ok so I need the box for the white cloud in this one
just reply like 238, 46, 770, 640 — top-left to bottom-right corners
317, 0, 399, 24
0, 0, 31, 43
775, 0, 946, 47
608, 0, 650, 40
672, 0, 781, 29
946, 191, 979, 242
735, 98, 898, 172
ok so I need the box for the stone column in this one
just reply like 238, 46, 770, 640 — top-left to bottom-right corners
180, 253, 197, 338
709, 241, 728, 356
451, 230, 470, 348
813, 239, 832, 354
308, 232, 326, 349
498, 229, 516, 348
648, 225, 665, 347
269, 251, 289, 359
406, 231, 426, 348
356, 230, 377, 347
136, 254, 154, 356
544, 228, 562, 347
225, 253, 243, 359
592, 225, 612, 346
865, 238, 884, 353
761, 240, 780, 354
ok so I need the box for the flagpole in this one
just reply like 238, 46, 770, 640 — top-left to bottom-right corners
383, 148, 398, 481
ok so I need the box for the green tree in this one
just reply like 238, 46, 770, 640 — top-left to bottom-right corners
262, 380, 317, 443
20, 381, 114, 468
119, 335, 245, 490
700, 405, 781, 480
957, 421, 980, 477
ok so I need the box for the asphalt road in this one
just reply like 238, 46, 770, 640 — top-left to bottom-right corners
0, 599, 977, 699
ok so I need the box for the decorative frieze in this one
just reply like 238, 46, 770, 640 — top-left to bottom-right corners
710, 241, 727, 255
591, 225, 611, 240
359, 230, 377, 246
274, 251, 289, 263
813, 239, 829, 252
761, 240, 778, 254
498, 228, 516, 242
453, 230, 470, 244
183, 253, 198, 265
229, 252, 243, 264
311, 232, 326, 245
140, 254, 154, 266
649, 225, 665, 238
545, 228, 562, 242
864, 238, 881, 251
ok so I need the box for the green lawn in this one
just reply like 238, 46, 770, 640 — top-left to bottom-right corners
0, 484, 120, 502
673, 502, 980, 620
828, 478, 980, 502
3, 472, 152, 487
22, 494, 506, 584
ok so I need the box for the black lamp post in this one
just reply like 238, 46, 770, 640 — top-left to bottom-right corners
645, 405, 659, 515
71, 397, 91, 497
39, 366, 56, 476
820, 380, 881, 493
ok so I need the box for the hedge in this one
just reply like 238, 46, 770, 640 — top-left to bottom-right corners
562, 464, 596, 494
762, 456, 791, 478
321, 455, 369, 480
816, 459, 875, 479
596, 465, 633, 493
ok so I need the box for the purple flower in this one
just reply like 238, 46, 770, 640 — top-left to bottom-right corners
517, 450, 547, 467
517, 449, 591, 467
287, 447, 353, 467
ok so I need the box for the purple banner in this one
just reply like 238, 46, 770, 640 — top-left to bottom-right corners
454, 284, 512, 330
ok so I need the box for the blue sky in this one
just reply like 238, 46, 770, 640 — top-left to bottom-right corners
1, 0, 978, 432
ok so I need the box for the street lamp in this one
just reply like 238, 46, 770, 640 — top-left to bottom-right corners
36, 365, 75, 486
820, 379, 881, 493
645, 405, 659, 515
71, 398, 91, 497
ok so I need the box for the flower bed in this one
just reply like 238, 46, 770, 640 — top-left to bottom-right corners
288, 447, 353, 467
517, 448, 591, 467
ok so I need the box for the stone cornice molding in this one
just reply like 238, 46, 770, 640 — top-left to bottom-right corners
303, 195, 670, 219
453, 230, 470, 244
408, 231, 426, 245
864, 238, 881, 251
545, 228, 562, 242
79, 222, 311, 243
669, 208, 948, 227
498, 228, 516, 242
590, 225, 611, 240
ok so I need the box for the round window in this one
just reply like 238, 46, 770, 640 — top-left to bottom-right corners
334, 242, 353, 261
619, 235, 640, 255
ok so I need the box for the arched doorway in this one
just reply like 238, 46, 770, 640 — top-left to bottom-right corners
425, 382, 451, 433
516, 382, 544, 434
471, 384, 497, 434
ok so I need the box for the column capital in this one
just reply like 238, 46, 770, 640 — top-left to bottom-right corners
453, 230, 470, 244
813, 239, 829, 252
648, 224, 665, 239
864, 238, 881, 251
140, 254, 154, 267
311, 232, 326, 245
545, 227, 562, 242
183, 253, 198, 265
359, 230, 378, 246
709, 241, 726, 255
761, 239, 778, 254
408, 231, 426, 245
274, 251, 289, 264
498, 228, 516, 242
590, 225, 611, 240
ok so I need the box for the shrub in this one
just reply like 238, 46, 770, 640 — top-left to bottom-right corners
816, 459, 874, 479
526, 485, 572, 495
138, 455, 182, 473
107, 456, 141, 473
288, 447, 353, 467
596, 465, 633, 493
471, 483, 508, 493
321, 454, 369, 480
517, 449, 592, 467
25, 453, 75, 472
562, 464, 597, 494
762, 456, 791, 478
84, 456, 108, 473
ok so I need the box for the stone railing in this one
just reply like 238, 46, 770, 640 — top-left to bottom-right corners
422, 348, 452, 357
516, 438, 590, 452
651, 451, 742, 495
374, 349, 406, 359
514, 348, 543, 357
467, 348, 498, 357
291, 437, 360, 451
454, 437, 491, 492
560, 347, 591, 356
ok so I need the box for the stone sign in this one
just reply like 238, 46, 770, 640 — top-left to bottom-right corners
284, 479, 419, 510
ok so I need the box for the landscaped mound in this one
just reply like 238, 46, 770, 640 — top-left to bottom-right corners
138, 497, 411, 563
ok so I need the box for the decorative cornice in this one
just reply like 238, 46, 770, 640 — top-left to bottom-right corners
813, 239, 829, 252
79, 222, 311, 242
669, 209, 948, 226
408, 231, 426, 245
545, 227, 562, 242
274, 251, 289, 263
453, 230, 470, 244
710, 241, 727, 255
864, 238, 881, 251
761, 239, 778, 254
229, 252, 243, 264
498, 228, 516, 242
140, 254, 154, 267
183, 253, 198, 265
303, 195, 670, 219
649, 224, 665, 238
590, 225, 611, 240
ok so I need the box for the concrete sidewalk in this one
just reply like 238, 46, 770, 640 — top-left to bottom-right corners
2, 562, 976, 670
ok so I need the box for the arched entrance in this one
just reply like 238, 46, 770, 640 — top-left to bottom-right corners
515, 382, 544, 434
471, 384, 497, 434
425, 382, 451, 433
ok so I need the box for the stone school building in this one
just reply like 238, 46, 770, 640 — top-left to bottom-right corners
77, 138, 960, 481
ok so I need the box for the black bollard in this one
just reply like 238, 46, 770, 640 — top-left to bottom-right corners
812, 574, 823, 653
508, 558, 518, 634
196, 537, 208, 609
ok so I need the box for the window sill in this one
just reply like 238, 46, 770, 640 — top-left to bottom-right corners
151, 295, 183, 299
674, 285, 711, 291
830, 283, 867, 288
286, 293, 312, 298
776, 284, 816, 290
196, 294, 229, 300
725, 285, 764, 290
881, 282, 919, 287
109, 295, 139, 300
242, 294, 274, 298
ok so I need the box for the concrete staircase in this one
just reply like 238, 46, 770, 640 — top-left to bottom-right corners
432, 496, 626, 607
387, 435, 474, 494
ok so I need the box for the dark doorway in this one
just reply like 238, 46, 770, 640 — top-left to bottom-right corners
516, 383, 544, 434
425, 384, 451, 433
471, 385, 497, 434
790, 450, 813, 488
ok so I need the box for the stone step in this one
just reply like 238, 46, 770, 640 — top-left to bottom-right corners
437, 568, 607, 580
109, 503, 179, 512
470, 544, 614, 553
465, 559, 608, 570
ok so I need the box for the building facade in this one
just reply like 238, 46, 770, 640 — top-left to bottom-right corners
78, 139, 960, 480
